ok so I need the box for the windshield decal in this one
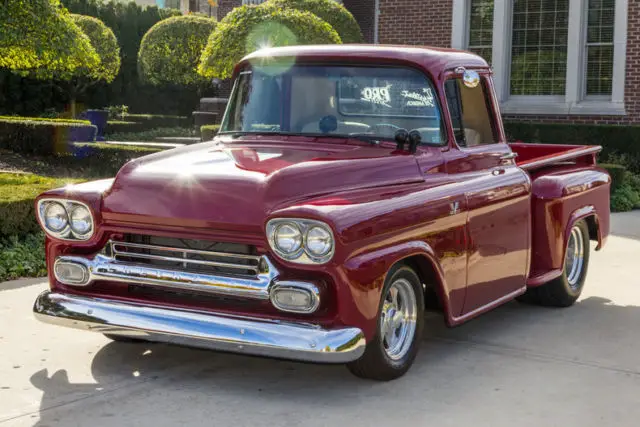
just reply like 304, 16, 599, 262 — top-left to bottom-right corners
401, 88, 435, 107
360, 85, 392, 108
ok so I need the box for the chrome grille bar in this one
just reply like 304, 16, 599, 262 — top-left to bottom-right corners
111, 241, 261, 261
110, 240, 261, 276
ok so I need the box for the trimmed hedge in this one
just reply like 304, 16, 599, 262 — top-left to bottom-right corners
0, 118, 97, 155
124, 113, 191, 128
268, 0, 363, 43
198, 4, 342, 79
67, 142, 163, 176
201, 124, 220, 141
105, 120, 143, 135
0, 174, 78, 238
504, 122, 640, 173
103, 115, 191, 136
0, 115, 89, 124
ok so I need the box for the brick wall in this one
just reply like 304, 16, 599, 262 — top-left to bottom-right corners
217, 0, 241, 20
343, 0, 375, 43
375, 0, 640, 125
378, 0, 452, 47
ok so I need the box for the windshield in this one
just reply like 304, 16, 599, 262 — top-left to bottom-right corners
221, 65, 444, 144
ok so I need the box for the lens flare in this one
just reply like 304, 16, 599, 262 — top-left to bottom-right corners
246, 21, 296, 75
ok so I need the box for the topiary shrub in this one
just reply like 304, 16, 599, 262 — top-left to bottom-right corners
62, 14, 121, 116
201, 124, 220, 141
0, 117, 97, 155
71, 14, 121, 83
198, 4, 342, 79
0, 0, 99, 79
139, 15, 217, 88
268, 0, 363, 43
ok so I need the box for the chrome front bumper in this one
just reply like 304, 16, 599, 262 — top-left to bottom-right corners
33, 291, 366, 363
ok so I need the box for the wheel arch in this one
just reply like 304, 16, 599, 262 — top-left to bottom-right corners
387, 251, 454, 326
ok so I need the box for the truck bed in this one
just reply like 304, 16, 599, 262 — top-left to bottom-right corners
509, 143, 602, 171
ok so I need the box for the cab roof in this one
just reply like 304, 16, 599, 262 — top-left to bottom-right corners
239, 44, 490, 75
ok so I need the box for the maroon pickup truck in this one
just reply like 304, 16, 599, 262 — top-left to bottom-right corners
33, 45, 610, 381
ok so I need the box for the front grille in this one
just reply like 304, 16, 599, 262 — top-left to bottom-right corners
107, 234, 261, 277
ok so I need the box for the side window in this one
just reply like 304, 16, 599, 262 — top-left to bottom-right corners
444, 77, 497, 148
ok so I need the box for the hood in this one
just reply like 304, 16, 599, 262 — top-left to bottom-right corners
101, 137, 422, 231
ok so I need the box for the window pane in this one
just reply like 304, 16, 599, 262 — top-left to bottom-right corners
510, 0, 569, 95
468, 0, 494, 64
586, 0, 615, 95
445, 78, 497, 147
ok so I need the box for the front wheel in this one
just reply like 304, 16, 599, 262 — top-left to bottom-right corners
519, 220, 590, 307
347, 265, 424, 381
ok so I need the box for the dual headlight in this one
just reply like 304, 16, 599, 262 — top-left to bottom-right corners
266, 218, 335, 264
37, 199, 94, 240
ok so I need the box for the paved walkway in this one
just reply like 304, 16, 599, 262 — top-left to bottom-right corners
1, 212, 639, 426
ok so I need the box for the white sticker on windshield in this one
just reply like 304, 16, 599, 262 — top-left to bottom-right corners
361, 84, 392, 108
401, 88, 435, 107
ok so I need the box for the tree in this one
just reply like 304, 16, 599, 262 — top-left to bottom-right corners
0, 0, 99, 79
198, 4, 342, 80
268, 0, 363, 43
138, 15, 217, 89
61, 14, 120, 116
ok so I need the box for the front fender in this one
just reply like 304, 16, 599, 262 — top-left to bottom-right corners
337, 240, 450, 339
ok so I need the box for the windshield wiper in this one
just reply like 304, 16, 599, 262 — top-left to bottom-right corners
218, 131, 393, 146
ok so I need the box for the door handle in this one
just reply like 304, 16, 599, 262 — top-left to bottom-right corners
500, 152, 518, 161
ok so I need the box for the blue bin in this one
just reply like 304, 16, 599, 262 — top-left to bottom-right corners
85, 109, 109, 141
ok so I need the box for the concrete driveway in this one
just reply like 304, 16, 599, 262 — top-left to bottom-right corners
1, 213, 639, 427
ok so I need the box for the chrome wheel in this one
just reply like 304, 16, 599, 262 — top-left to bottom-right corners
380, 278, 417, 360
565, 225, 585, 290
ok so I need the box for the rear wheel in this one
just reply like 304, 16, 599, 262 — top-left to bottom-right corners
519, 220, 590, 307
347, 264, 424, 381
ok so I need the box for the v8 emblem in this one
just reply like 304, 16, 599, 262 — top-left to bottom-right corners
449, 201, 460, 216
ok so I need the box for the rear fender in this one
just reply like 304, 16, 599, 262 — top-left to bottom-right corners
527, 166, 610, 287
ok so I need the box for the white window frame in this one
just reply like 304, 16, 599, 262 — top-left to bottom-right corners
452, 0, 627, 115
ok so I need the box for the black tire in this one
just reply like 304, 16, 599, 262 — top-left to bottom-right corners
519, 220, 590, 307
347, 264, 425, 381
103, 334, 145, 343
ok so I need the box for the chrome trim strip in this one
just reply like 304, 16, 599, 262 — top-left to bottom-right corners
34, 291, 366, 364
56, 254, 279, 300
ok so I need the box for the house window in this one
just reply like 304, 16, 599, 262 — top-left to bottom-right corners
468, 0, 494, 63
585, 0, 615, 95
450, 0, 628, 115
510, 0, 569, 96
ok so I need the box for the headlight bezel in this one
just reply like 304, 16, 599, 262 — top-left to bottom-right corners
37, 198, 95, 241
267, 218, 335, 264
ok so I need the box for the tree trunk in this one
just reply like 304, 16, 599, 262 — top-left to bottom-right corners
70, 96, 77, 118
